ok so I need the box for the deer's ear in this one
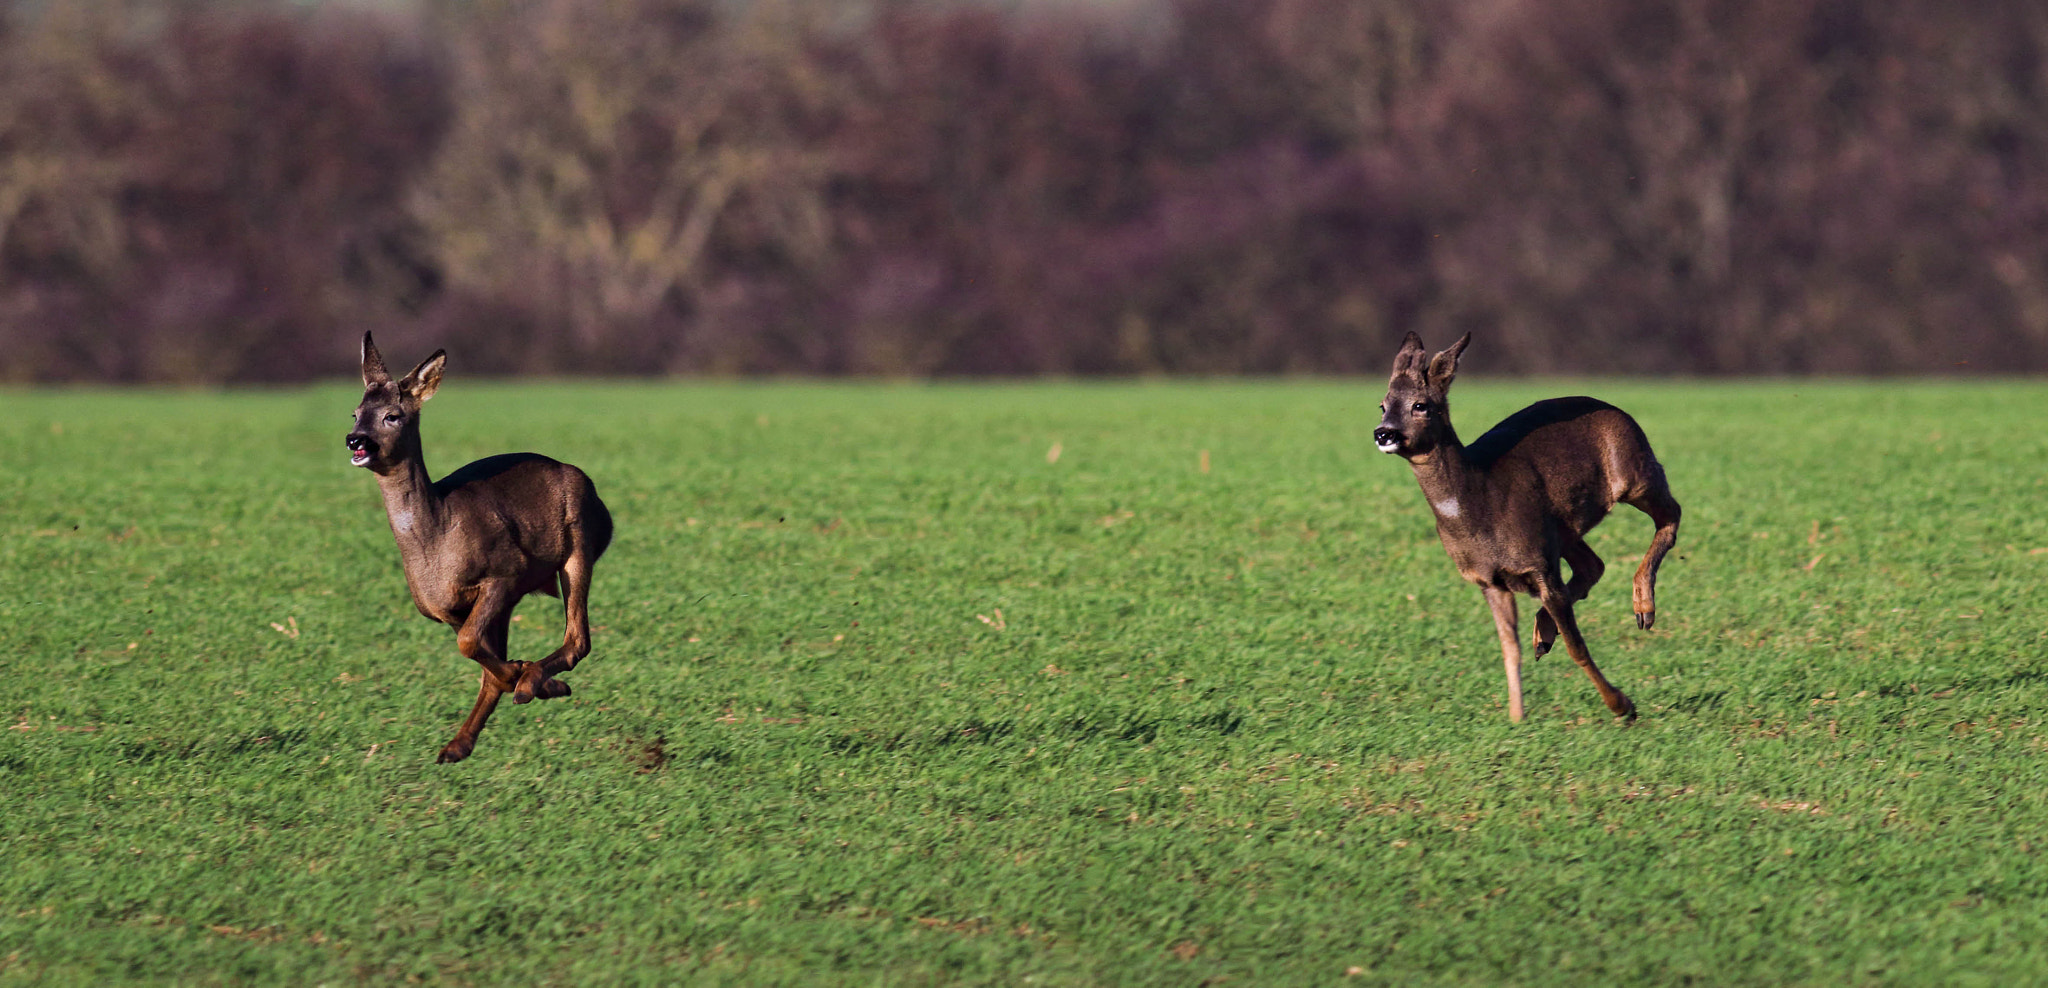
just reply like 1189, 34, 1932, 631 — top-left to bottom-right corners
400, 350, 446, 404
361, 332, 392, 387
1391, 332, 1428, 378
1427, 333, 1470, 390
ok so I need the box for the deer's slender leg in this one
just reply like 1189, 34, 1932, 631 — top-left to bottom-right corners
441, 671, 508, 765
516, 551, 596, 703
1484, 586, 1526, 722
1533, 571, 1634, 721
1534, 539, 1605, 657
1626, 488, 1682, 630
442, 581, 523, 763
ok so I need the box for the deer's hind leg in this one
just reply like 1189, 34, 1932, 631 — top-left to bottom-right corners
514, 551, 596, 704
442, 581, 525, 763
1533, 539, 1605, 658
1625, 486, 1682, 630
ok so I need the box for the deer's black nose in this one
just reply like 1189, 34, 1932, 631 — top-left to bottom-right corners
1373, 427, 1400, 447
346, 433, 369, 452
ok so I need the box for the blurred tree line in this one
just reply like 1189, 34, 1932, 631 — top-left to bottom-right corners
3, 0, 2046, 381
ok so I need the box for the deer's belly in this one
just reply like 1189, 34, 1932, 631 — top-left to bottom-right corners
1444, 546, 1543, 595
1456, 568, 1540, 595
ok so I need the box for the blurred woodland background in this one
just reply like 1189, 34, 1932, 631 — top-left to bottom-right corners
3, 0, 2047, 382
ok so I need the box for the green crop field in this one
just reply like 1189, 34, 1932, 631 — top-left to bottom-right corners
4, 379, 2046, 986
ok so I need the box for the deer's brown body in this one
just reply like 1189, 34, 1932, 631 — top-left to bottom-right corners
1375, 333, 1680, 721
349, 333, 613, 763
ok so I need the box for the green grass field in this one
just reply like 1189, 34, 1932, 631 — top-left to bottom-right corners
4, 379, 2047, 985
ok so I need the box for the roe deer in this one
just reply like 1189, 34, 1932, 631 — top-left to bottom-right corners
347, 332, 614, 763
1374, 333, 1680, 722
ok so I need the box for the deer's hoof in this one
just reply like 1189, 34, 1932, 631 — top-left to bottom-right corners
1531, 639, 1553, 659
1635, 609, 1655, 630
1614, 696, 1638, 722
512, 667, 570, 704
436, 740, 474, 764
511, 667, 541, 704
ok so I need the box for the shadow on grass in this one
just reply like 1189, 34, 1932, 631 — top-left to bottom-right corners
823, 706, 1243, 756
825, 718, 1018, 756
118, 727, 314, 764
1663, 689, 1731, 713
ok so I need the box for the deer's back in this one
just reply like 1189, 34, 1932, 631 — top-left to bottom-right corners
1465, 397, 1660, 536
434, 453, 611, 570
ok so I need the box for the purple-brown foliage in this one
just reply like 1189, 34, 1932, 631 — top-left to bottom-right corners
3, 0, 2046, 381
0, 3, 447, 382
1408, 0, 2048, 373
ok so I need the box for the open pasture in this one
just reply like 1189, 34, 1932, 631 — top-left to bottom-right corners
3, 379, 2046, 985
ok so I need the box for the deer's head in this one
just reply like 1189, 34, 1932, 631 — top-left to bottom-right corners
347, 332, 444, 473
1374, 332, 1468, 460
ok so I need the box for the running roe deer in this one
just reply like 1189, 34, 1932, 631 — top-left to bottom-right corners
347, 332, 613, 763
1374, 333, 1680, 722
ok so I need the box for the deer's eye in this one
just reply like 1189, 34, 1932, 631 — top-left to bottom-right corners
1411, 401, 1429, 414
383, 412, 402, 424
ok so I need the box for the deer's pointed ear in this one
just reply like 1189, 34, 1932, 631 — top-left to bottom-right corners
1391, 332, 1428, 378
1427, 333, 1470, 390
361, 332, 392, 387
400, 350, 446, 404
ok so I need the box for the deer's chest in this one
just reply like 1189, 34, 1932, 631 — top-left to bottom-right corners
1433, 507, 1547, 593
401, 567, 474, 626
392, 538, 487, 625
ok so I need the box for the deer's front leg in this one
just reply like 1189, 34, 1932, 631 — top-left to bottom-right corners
1532, 573, 1634, 721
1533, 540, 1605, 658
440, 670, 507, 764
1483, 586, 1525, 723
441, 581, 523, 763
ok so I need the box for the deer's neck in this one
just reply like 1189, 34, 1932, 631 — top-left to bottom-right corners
1407, 432, 1474, 513
373, 453, 448, 555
